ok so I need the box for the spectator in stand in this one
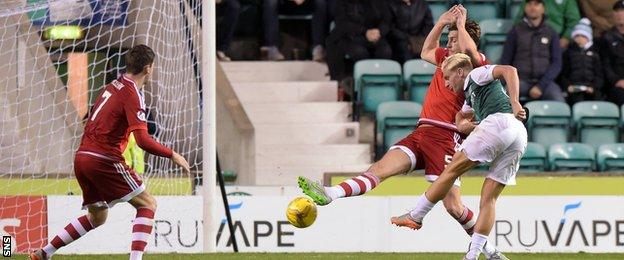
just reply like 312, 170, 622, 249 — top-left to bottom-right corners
577, 0, 620, 37
515, 0, 580, 48
325, 0, 392, 99
216, 0, 241, 61
502, 0, 564, 102
311, 0, 335, 61
261, 0, 331, 61
560, 18, 603, 105
387, 0, 434, 63
599, 1, 624, 106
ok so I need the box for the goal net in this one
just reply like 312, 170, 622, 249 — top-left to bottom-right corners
0, 0, 206, 253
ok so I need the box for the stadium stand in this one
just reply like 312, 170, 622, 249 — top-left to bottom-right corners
597, 144, 624, 171
375, 101, 422, 153
479, 18, 514, 63
520, 142, 547, 172
354, 59, 403, 114
548, 143, 595, 171
403, 59, 436, 104
572, 101, 620, 148
524, 101, 571, 149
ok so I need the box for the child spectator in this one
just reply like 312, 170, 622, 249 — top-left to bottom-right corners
560, 18, 603, 105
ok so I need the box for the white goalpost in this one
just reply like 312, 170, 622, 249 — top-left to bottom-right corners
0, 0, 218, 254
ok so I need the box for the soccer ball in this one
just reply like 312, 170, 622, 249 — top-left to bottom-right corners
286, 197, 317, 228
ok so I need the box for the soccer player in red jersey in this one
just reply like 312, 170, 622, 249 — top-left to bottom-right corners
30, 45, 190, 260
298, 6, 507, 259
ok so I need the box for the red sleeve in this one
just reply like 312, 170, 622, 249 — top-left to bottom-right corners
479, 53, 490, 66
122, 87, 148, 132
133, 129, 173, 158
435, 47, 449, 66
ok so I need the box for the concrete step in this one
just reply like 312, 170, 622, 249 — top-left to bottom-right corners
254, 164, 372, 186
256, 144, 371, 168
244, 102, 352, 124
255, 122, 360, 145
233, 81, 337, 103
221, 61, 330, 82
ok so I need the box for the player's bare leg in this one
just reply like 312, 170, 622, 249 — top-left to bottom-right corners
128, 191, 157, 260
392, 151, 477, 231
299, 149, 411, 205
30, 206, 107, 260
444, 186, 507, 260
465, 178, 506, 260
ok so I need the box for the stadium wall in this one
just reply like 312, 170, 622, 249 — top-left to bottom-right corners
2, 195, 623, 254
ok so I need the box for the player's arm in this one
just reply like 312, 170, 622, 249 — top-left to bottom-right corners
491, 65, 526, 121
455, 105, 477, 135
123, 89, 191, 174
133, 129, 190, 174
421, 8, 456, 64
454, 5, 481, 66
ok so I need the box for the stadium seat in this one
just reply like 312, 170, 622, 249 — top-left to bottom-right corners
597, 144, 624, 171
463, 0, 502, 21
506, 0, 523, 18
524, 101, 571, 149
548, 143, 595, 171
572, 101, 620, 148
480, 19, 513, 63
520, 142, 547, 172
427, 0, 449, 22
376, 101, 422, 152
403, 59, 436, 104
354, 59, 402, 113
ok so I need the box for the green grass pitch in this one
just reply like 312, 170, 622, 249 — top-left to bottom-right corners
2, 176, 624, 196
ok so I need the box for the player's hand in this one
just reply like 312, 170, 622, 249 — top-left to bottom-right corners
512, 102, 526, 121
529, 86, 542, 99
615, 79, 624, 89
586, 87, 594, 94
454, 5, 467, 28
171, 151, 190, 175
438, 8, 456, 26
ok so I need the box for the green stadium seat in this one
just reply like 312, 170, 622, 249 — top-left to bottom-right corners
464, 0, 502, 21
572, 101, 620, 149
524, 101, 571, 149
597, 144, 624, 171
403, 59, 436, 104
520, 142, 547, 172
427, 0, 448, 22
376, 101, 422, 152
506, 0, 523, 18
548, 143, 595, 171
480, 19, 513, 63
354, 59, 402, 113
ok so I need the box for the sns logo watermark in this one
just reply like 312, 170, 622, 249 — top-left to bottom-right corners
2, 236, 10, 257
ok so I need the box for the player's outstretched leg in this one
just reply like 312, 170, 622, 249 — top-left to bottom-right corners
298, 149, 410, 206
30, 206, 107, 260
128, 191, 157, 260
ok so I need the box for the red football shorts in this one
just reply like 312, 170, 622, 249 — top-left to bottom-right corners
390, 125, 462, 185
74, 151, 145, 209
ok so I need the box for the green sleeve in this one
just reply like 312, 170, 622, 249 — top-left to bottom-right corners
562, 0, 581, 39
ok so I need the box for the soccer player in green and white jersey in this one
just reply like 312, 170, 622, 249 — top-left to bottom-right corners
390, 53, 527, 260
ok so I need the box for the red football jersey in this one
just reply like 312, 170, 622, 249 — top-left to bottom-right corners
78, 75, 148, 162
419, 48, 488, 130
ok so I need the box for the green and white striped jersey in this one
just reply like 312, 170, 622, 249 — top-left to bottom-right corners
462, 65, 512, 121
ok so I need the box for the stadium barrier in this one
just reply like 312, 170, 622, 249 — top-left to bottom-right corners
2, 195, 623, 254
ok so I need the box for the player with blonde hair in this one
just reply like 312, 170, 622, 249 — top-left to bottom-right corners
392, 53, 527, 260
